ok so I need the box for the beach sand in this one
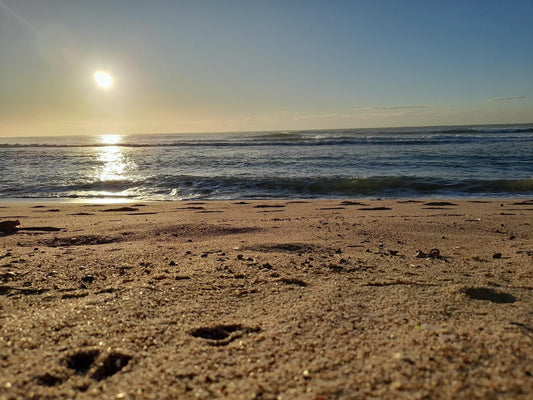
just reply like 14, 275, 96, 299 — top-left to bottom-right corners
0, 199, 532, 399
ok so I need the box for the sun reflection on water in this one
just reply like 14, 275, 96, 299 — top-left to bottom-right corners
95, 135, 136, 182
99, 134, 122, 145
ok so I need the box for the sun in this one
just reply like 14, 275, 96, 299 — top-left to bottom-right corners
93, 71, 113, 89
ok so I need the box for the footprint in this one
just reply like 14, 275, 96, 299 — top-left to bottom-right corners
90, 352, 132, 381
463, 287, 516, 304
246, 243, 315, 253
35, 372, 66, 387
279, 277, 307, 287
424, 202, 457, 206
340, 200, 368, 206
63, 349, 131, 381
64, 349, 100, 375
44, 235, 116, 247
100, 207, 139, 212
190, 324, 260, 346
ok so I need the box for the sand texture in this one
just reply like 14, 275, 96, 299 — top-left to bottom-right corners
0, 199, 532, 399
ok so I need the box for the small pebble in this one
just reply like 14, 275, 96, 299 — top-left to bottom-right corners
81, 275, 95, 283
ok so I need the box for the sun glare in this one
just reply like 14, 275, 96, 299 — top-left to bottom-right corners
99, 134, 122, 145
93, 71, 113, 89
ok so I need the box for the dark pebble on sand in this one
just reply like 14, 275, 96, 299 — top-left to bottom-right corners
169, 261, 176, 266
81, 275, 95, 283
492, 253, 502, 259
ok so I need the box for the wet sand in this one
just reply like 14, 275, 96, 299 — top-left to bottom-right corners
0, 199, 532, 399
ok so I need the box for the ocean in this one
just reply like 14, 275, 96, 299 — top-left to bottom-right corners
1, 124, 532, 202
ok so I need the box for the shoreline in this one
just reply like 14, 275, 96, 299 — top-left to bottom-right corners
1, 199, 532, 399
1, 194, 532, 204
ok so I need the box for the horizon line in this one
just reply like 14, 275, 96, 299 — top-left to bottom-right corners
2, 121, 532, 139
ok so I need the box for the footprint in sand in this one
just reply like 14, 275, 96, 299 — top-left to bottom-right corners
35, 372, 66, 387
462, 287, 516, 304
60, 348, 132, 381
100, 207, 139, 212
424, 201, 458, 206
190, 324, 260, 346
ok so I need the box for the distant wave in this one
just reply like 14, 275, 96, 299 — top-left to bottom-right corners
1, 131, 531, 148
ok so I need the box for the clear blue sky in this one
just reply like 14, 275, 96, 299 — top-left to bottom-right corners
1, 0, 532, 136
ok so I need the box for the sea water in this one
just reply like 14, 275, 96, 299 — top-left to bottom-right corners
0, 124, 532, 202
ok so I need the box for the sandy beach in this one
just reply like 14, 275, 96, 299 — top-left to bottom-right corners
0, 199, 532, 399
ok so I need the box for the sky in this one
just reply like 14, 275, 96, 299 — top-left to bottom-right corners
1, 0, 532, 137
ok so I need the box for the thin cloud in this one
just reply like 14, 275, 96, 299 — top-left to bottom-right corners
293, 113, 338, 121
487, 96, 526, 103
372, 105, 429, 110
354, 105, 430, 112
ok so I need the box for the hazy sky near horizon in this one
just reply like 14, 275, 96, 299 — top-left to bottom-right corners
1, 0, 532, 137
